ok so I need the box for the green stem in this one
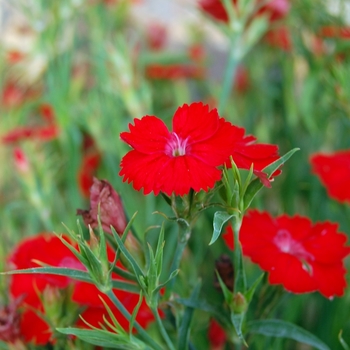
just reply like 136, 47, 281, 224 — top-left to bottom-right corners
218, 41, 241, 115
231, 216, 246, 293
165, 220, 191, 297
152, 307, 176, 350
106, 290, 163, 350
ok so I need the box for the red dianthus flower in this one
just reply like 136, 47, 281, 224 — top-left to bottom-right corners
310, 150, 350, 203
223, 210, 350, 298
120, 102, 280, 195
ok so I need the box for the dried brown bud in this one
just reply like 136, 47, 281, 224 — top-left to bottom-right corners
0, 298, 22, 343
214, 254, 234, 292
77, 178, 126, 235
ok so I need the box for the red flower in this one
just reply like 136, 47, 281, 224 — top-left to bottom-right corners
120, 102, 280, 195
8, 233, 154, 345
2, 104, 59, 144
310, 150, 350, 203
120, 102, 240, 196
145, 64, 204, 80
264, 26, 292, 51
223, 210, 350, 297
208, 319, 226, 350
319, 26, 350, 39
199, 0, 289, 23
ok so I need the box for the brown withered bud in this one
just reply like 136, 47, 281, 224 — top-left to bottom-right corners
0, 297, 22, 343
77, 178, 127, 235
214, 254, 234, 292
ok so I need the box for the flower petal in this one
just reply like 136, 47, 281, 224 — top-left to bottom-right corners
121, 116, 170, 154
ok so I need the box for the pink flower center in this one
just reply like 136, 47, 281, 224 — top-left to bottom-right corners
273, 229, 314, 262
165, 132, 189, 157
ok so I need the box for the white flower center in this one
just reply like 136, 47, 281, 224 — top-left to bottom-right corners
273, 229, 314, 262
165, 132, 189, 157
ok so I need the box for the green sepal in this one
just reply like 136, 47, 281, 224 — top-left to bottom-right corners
209, 211, 234, 246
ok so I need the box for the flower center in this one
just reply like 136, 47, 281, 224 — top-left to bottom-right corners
165, 132, 189, 157
273, 229, 314, 262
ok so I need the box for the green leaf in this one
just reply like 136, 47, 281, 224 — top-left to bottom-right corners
231, 312, 247, 346
57, 328, 146, 349
339, 330, 350, 350
1, 267, 140, 293
247, 319, 331, 350
178, 280, 202, 350
209, 211, 234, 245
245, 273, 264, 303
111, 227, 145, 283
243, 148, 300, 210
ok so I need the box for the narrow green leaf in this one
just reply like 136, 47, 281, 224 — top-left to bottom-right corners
178, 280, 202, 350
231, 313, 247, 346
247, 319, 331, 350
56, 328, 144, 349
1, 267, 140, 293
215, 271, 232, 304
245, 273, 264, 303
129, 291, 144, 335
111, 227, 145, 281
209, 211, 234, 245
339, 330, 350, 350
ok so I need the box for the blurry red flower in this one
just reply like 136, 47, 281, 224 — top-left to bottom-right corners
8, 233, 154, 345
310, 150, 350, 203
6, 50, 25, 64
265, 26, 292, 51
208, 319, 226, 350
223, 210, 350, 297
319, 26, 350, 39
145, 64, 204, 80
234, 65, 250, 93
13, 147, 30, 174
77, 133, 101, 198
199, 0, 289, 23
120, 102, 280, 195
2, 104, 59, 144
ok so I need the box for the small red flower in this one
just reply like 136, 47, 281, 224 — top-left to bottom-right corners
310, 150, 350, 203
2, 104, 59, 144
223, 210, 350, 298
319, 26, 350, 39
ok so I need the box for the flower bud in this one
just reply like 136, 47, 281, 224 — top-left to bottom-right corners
77, 178, 126, 235
231, 292, 248, 314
